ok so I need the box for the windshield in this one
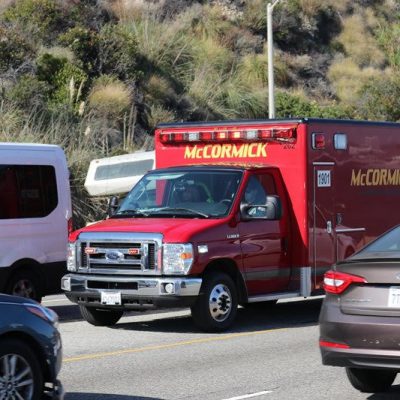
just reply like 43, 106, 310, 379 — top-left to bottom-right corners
113, 169, 243, 219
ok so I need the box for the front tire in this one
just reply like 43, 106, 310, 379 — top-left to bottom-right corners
0, 338, 43, 400
80, 306, 123, 326
346, 367, 397, 393
191, 272, 238, 332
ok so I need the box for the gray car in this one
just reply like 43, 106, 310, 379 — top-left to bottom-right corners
0, 294, 63, 399
319, 224, 400, 393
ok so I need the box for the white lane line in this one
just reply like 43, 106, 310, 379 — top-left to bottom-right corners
222, 390, 273, 400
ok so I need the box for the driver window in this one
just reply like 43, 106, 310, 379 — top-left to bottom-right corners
243, 176, 267, 206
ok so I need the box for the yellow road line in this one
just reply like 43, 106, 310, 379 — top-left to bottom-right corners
64, 326, 294, 363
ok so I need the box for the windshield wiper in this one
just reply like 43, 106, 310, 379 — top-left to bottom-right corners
153, 207, 209, 218
111, 209, 150, 218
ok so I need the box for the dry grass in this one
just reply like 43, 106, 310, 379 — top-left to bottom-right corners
298, 0, 324, 16
88, 79, 132, 117
147, 104, 175, 131
328, 57, 386, 105
337, 14, 386, 68
105, 0, 156, 22
38, 46, 75, 62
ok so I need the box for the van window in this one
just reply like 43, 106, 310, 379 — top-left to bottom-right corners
0, 165, 58, 219
94, 159, 154, 181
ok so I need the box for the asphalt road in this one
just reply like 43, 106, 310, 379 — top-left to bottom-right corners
43, 295, 400, 400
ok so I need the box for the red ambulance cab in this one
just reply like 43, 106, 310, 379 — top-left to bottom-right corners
62, 118, 400, 331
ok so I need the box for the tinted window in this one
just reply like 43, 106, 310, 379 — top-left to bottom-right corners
0, 165, 58, 219
357, 226, 400, 254
95, 159, 154, 181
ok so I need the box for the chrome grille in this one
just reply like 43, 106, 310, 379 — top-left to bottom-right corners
77, 233, 161, 275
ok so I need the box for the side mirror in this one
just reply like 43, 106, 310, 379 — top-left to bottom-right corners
107, 196, 119, 217
240, 195, 282, 221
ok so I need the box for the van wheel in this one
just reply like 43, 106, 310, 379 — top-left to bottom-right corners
80, 305, 123, 326
6, 270, 42, 302
191, 272, 238, 332
346, 367, 397, 393
0, 338, 43, 400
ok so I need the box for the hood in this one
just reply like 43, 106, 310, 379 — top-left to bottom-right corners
70, 217, 229, 243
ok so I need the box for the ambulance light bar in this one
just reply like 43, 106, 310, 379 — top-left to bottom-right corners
160, 128, 295, 144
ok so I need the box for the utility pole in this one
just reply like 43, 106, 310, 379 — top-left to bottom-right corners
267, 0, 282, 119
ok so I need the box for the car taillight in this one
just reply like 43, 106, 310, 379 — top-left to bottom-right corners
323, 270, 367, 294
319, 340, 350, 349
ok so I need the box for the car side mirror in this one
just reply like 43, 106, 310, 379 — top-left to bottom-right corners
107, 196, 119, 217
240, 195, 282, 221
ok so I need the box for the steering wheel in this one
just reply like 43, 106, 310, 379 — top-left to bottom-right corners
219, 199, 232, 205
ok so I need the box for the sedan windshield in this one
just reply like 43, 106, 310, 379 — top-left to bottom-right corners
112, 169, 243, 218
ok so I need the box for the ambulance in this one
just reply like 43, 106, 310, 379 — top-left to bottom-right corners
62, 118, 400, 331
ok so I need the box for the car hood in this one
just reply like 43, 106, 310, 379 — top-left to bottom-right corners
0, 293, 36, 305
71, 217, 229, 243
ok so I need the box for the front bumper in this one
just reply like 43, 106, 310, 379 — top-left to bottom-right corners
319, 294, 400, 371
61, 273, 202, 309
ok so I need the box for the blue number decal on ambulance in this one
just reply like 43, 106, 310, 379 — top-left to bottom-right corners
317, 170, 331, 187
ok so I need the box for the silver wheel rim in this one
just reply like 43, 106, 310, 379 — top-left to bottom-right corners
12, 279, 35, 299
209, 283, 232, 322
0, 353, 34, 400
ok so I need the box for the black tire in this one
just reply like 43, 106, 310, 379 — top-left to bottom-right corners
0, 338, 43, 400
80, 305, 123, 326
6, 269, 42, 302
346, 367, 397, 393
191, 272, 238, 332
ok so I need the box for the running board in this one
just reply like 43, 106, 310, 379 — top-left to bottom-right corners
247, 291, 301, 303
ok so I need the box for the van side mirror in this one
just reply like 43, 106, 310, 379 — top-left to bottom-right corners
240, 195, 282, 221
107, 196, 119, 217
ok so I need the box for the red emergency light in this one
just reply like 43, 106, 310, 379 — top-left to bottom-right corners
159, 128, 296, 144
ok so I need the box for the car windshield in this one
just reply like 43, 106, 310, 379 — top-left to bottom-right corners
352, 225, 400, 258
112, 169, 243, 219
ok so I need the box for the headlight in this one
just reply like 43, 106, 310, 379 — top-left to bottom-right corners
67, 243, 77, 271
163, 243, 193, 275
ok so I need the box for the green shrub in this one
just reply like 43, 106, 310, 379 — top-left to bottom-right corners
3, 0, 62, 42
98, 23, 139, 80
58, 26, 99, 73
6, 74, 50, 110
0, 24, 36, 72
357, 77, 400, 121
275, 91, 316, 118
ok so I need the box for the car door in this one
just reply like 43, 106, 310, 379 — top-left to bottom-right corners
238, 171, 290, 296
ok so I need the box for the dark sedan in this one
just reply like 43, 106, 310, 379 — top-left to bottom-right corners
319, 225, 400, 393
0, 294, 63, 399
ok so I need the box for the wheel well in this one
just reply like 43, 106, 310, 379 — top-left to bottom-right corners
8, 260, 42, 285
203, 259, 248, 303
0, 331, 51, 381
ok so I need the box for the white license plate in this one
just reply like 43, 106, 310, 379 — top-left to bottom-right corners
388, 287, 400, 307
101, 292, 121, 305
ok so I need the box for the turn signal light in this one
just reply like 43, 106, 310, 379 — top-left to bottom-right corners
323, 270, 367, 294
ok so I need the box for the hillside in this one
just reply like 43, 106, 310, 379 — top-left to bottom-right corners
0, 0, 399, 225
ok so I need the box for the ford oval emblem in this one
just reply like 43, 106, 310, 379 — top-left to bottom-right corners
105, 250, 124, 262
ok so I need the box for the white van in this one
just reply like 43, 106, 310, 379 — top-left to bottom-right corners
84, 150, 155, 196
0, 143, 72, 301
